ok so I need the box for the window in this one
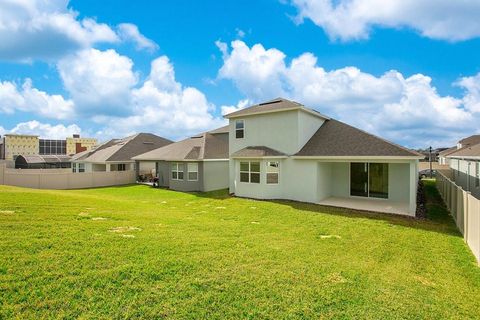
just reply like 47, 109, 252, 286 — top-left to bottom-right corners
118, 164, 126, 171
72, 163, 76, 173
476, 162, 480, 188
350, 163, 388, 199
172, 163, 184, 180
235, 120, 244, 139
187, 163, 198, 181
266, 161, 279, 184
240, 161, 260, 183
78, 163, 85, 173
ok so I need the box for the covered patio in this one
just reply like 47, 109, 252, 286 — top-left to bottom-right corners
318, 196, 411, 215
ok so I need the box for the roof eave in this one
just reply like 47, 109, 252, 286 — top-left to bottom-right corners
224, 107, 329, 120
292, 155, 424, 160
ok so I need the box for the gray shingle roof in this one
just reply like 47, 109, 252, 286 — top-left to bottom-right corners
73, 133, 172, 162
224, 98, 329, 119
295, 119, 422, 157
231, 146, 287, 158
438, 146, 457, 157
133, 126, 229, 161
448, 143, 480, 158
459, 135, 480, 146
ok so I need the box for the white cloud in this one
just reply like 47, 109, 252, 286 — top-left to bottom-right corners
217, 40, 287, 99
221, 98, 251, 115
57, 48, 138, 116
290, 0, 480, 41
117, 23, 158, 52
4, 120, 82, 139
217, 40, 479, 147
0, 79, 74, 119
457, 73, 480, 114
0, 0, 157, 61
0, 0, 118, 61
93, 55, 226, 140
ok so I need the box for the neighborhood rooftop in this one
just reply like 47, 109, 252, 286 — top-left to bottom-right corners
448, 142, 480, 158
224, 97, 330, 119
459, 134, 480, 146
73, 133, 172, 163
295, 119, 423, 158
133, 126, 229, 161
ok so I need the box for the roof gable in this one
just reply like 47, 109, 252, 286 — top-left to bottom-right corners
224, 98, 329, 120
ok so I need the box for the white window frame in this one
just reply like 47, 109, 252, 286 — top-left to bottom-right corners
72, 163, 77, 173
118, 163, 126, 171
266, 161, 279, 184
235, 120, 245, 139
239, 161, 260, 184
171, 162, 184, 181
187, 162, 199, 181
78, 163, 85, 173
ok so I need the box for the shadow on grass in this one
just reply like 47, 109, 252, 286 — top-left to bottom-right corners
191, 180, 460, 237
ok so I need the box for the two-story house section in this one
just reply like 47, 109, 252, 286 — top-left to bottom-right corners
225, 98, 423, 216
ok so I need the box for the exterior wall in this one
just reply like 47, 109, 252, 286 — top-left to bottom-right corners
297, 111, 325, 150
229, 110, 324, 156
203, 161, 229, 192
156, 161, 170, 187
450, 158, 480, 199
66, 137, 97, 155
232, 158, 416, 215
168, 161, 203, 192
3, 135, 39, 160
0, 163, 134, 189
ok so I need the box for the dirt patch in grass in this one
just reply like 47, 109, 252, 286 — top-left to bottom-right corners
109, 226, 141, 233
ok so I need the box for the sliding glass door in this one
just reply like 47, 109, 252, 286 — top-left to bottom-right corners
350, 163, 368, 197
350, 163, 388, 199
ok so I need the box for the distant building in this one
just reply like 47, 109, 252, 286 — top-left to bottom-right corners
66, 134, 97, 155
0, 134, 40, 160
0, 133, 97, 160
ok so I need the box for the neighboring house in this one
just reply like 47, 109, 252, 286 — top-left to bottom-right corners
225, 98, 423, 216
438, 147, 457, 165
447, 143, 480, 200
71, 133, 172, 174
133, 126, 229, 192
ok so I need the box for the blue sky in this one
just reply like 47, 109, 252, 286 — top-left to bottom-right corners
1, 0, 480, 148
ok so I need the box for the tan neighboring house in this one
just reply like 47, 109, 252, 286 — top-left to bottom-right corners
447, 142, 480, 200
71, 133, 172, 174
133, 126, 229, 192
224, 98, 423, 216
440, 135, 480, 166
66, 134, 97, 155
0, 134, 39, 160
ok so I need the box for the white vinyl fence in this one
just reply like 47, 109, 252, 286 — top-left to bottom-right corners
436, 171, 480, 264
0, 163, 135, 190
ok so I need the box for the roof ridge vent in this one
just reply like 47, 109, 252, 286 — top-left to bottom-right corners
259, 99, 283, 106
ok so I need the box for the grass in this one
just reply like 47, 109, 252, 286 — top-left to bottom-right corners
1, 180, 479, 319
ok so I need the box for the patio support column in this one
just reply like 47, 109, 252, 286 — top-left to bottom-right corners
409, 160, 418, 215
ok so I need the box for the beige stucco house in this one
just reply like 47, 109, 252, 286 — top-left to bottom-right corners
446, 142, 480, 200
133, 126, 229, 192
225, 98, 423, 216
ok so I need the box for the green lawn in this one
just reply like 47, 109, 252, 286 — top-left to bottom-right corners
1, 180, 479, 319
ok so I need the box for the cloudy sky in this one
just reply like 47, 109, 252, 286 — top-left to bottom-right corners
1, 0, 480, 148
